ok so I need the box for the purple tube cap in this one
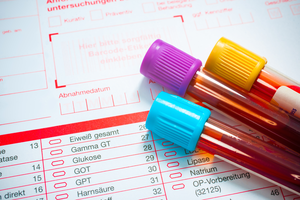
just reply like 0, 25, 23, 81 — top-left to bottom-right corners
140, 39, 202, 96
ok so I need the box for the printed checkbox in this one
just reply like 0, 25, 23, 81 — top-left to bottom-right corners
268, 8, 282, 19
125, 91, 140, 104
142, 2, 156, 13
74, 99, 87, 112
195, 18, 208, 30
100, 95, 114, 108
206, 16, 219, 28
218, 16, 231, 27
60, 102, 74, 115
205, 0, 218, 5
172, 183, 185, 190
229, 13, 242, 25
90, 9, 104, 21
113, 93, 126, 106
48, 16, 62, 27
240, 12, 254, 23
52, 171, 66, 178
87, 97, 101, 110
290, 3, 300, 15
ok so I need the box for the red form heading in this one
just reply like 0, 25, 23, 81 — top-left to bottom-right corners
47, 0, 118, 12
0, 111, 149, 146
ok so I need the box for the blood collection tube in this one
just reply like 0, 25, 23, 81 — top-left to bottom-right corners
140, 39, 300, 155
146, 91, 300, 195
204, 37, 300, 119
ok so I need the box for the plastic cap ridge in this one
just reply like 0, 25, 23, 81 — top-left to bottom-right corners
204, 37, 267, 91
146, 91, 211, 151
140, 39, 202, 96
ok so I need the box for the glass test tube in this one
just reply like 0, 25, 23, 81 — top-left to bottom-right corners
146, 91, 300, 195
204, 37, 300, 119
140, 39, 300, 155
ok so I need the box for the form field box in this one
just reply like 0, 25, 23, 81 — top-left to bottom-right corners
113, 93, 127, 106
74, 99, 88, 112
0, 16, 42, 59
60, 102, 74, 115
206, 17, 219, 28
0, 0, 37, 19
87, 97, 101, 110
126, 91, 140, 104
218, 16, 231, 27
59, 90, 141, 115
240, 12, 254, 23
0, 71, 47, 96
51, 17, 189, 87
0, 9, 46, 97
142, 2, 156, 13
0, 91, 50, 126
90, 9, 104, 21
101, 95, 114, 108
268, 8, 282, 19
48, 16, 62, 27
290, 3, 300, 15
0, 54, 44, 77
195, 12, 254, 31
195, 18, 208, 30
229, 13, 242, 25
172, 183, 185, 190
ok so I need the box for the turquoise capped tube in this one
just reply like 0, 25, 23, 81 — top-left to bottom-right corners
146, 91, 211, 151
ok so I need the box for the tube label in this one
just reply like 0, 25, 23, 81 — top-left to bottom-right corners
271, 86, 300, 118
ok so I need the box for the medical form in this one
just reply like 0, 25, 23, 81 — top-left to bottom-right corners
0, 0, 300, 199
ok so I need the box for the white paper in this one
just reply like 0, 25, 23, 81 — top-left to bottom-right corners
0, 0, 299, 199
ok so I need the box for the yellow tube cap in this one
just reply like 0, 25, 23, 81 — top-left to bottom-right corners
204, 37, 267, 91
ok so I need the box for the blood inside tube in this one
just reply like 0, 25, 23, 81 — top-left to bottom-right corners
198, 118, 300, 190
186, 70, 300, 154
251, 66, 300, 118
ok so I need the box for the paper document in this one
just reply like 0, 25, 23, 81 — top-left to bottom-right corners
0, 0, 299, 199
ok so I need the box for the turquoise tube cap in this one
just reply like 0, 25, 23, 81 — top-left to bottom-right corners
146, 92, 211, 151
